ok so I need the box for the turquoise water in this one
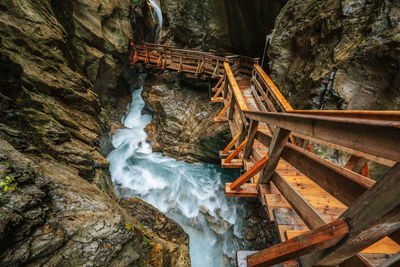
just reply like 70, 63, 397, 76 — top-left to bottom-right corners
108, 88, 248, 266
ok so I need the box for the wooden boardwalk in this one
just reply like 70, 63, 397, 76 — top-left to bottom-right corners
130, 42, 400, 267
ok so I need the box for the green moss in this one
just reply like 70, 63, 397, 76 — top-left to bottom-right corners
143, 236, 150, 246
137, 221, 144, 228
124, 222, 133, 231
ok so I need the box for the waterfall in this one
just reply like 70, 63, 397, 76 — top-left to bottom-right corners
149, 0, 162, 42
108, 88, 249, 267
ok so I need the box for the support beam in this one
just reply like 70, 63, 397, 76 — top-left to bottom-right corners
345, 155, 368, 174
302, 163, 400, 266
258, 128, 291, 184
230, 155, 268, 190
244, 110, 400, 163
214, 100, 231, 123
247, 219, 349, 267
225, 139, 247, 163
271, 172, 329, 229
243, 120, 259, 159
222, 132, 241, 154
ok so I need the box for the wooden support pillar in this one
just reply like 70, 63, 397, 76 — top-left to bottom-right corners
223, 73, 229, 98
247, 219, 349, 267
258, 128, 291, 184
228, 96, 236, 120
243, 120, 259, 159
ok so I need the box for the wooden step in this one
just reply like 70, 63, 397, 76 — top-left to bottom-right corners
225, 183, 258, 197
221, 158, 243, 168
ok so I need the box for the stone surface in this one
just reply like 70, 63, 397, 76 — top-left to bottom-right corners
159, 0, 287, 57
268, 0, 400, 110
142, 72, 232, 163
0, 0, 189, 265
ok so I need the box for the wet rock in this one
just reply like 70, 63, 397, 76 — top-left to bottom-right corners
142, 72, 231, 163
159, 0, 287, 57
0, 0, 190, 265
269, 0, 400, 110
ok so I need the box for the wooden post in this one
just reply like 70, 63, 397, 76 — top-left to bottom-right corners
243, 120, 259, 159
258, 128, 291, 184
228, 96, 236, 120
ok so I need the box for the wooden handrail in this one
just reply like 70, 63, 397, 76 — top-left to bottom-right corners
253, 64, 293, 112
244, 110, 400, 162
288, 110, 400, 121
224, 62, 249, 111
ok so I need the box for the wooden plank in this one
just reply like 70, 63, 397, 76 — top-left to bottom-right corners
247, 219, 349, 267
271, 172, 329, 229
244, 110, 400, 163
303, 163, 400, 266
230, 155, 268, 190
211, 97, 224, 103
379, 252, 400, 267
221, 158, 243, 168
258, 128, 291, 184
226, 183, 258, 197
254, 64, 293, 112
224, 62, 249, 111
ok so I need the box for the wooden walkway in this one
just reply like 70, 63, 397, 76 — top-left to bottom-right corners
130, 42, 400, 267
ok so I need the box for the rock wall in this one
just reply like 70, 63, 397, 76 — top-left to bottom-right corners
159, 0, 287, 57
142, 72, 231, 163
0, 0, 189, 265
268, 0, 400, 110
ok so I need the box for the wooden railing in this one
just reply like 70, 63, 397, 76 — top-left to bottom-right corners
129, 42, 400, 267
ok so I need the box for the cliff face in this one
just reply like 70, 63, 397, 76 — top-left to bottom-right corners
159, 0, 287, 57
142, 72, 231, 163
268, 0, 400, 110
0, 0, 189, 265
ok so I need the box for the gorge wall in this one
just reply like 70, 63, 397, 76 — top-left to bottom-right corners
0, 0, 189, 265
159, 0, 287, 57
268, 0, 400, 110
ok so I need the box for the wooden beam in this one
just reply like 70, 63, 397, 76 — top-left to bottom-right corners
247, 219, 349, 267
214, 100, 231, 123
345, 155, 368, 174
289, 110, 400, 121
253, 64, 293, 112
225, 139, 247, 163
226, 183, 258, 197
212, 81, 225, 99
230, 156, 268, 190
244, 110, 400, 163
222, 132, 241, 154
302, 163, 400, 266
258, 128, 291, 184
224, 62, 249, 111
243, 120, 259, 159
271, 172, 329, 229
